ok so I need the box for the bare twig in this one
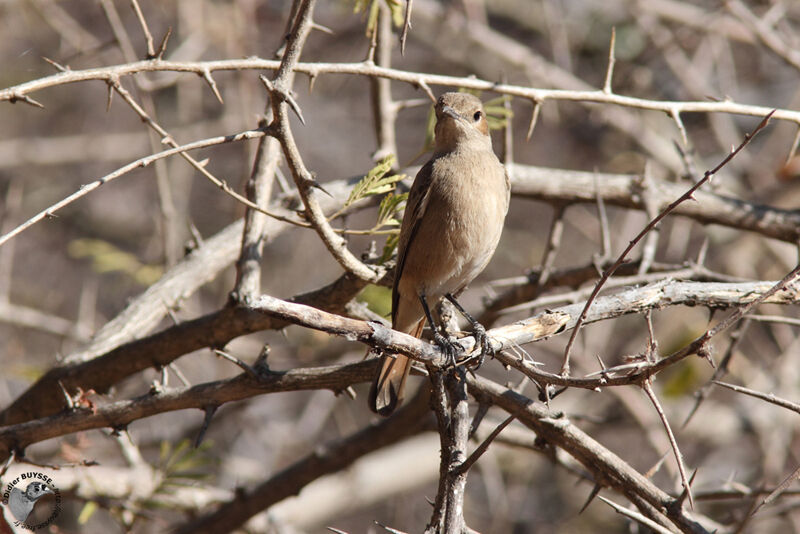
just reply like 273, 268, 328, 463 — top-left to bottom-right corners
106, 79, 284, 238
602, 27, 617, 94
726, 0, 800, 72
129, 0, 155, 58
681, 316, 749, 427
598, 496, 676, 534
560, 110, 774, 375
400, 0, 413, 54
525, 99, 541, 141
233, 0, 314, 302
232, 114, 284, 301
537, 204, 566, 288
63, 275, 779, 423
744, 314, 800, 327
457, 414, 515, 475
213, 349, 259, 379
155, 26, 171, 59
642, 380, 694, 509
594, 171, 612, 262
755, 465, 800, 511
486, 276, 800, 391
638, 162, 662, 275
7, 93, 44, 108
370, 2, 398, 161
428, 370, 449, 532
0, 127, 286, 249
711, 380, 800, 416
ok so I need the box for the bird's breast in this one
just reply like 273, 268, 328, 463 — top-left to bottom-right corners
402, 148, 508, 298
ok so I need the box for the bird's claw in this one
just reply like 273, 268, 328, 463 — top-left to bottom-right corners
470, 322, 494, 371
432, 323, 494, 371
434, 331, 463, 367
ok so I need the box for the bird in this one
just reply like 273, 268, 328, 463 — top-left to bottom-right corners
369, 92, 510, 416
8, 481, 53, 522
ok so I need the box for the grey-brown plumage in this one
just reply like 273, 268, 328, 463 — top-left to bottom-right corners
369, 92, 510, 416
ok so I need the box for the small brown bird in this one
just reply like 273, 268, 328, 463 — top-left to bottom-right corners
369, 92, 510, 416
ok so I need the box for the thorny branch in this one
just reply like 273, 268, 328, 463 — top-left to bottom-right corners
560, 110, 774, 375
261, 0, 382, 283
233, 0, 313, 302
0, 360, 378, 463
0, 127, 283, 249
2, 276, 799, 455
3, 59, 800, 125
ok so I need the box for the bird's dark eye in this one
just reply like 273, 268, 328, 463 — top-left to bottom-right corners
473, 111, 482, 121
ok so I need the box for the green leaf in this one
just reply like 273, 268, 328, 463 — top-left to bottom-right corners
159, 440, 171, 463
358, 284, 392, 317
152, 439, 215, 502
343, 155, 404, 209
352, 0, 371, 13
385, 0, 404, 27
141, 498, 173, 509
67, 238, 163, 286
165, 439, 192, 470
366, 0, 380, 36
483, 95, 513, 130
169, 452, 210, 476
353, 0, 404, 33
167, 472, 210, 481
420, 104, 437, 154
380, 232, 400, 264
78, 501, 98, 525
159, 439, 213, 478
484, 95, 511, 108
662, 360, 703, 398
376, 192, 408, 228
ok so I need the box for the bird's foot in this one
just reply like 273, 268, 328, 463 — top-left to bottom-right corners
433, 331, 464, 367
469, 322, 495, 371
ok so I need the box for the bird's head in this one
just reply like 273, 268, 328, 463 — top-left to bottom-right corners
434, 92, 491, 152
25, 481, 54, 501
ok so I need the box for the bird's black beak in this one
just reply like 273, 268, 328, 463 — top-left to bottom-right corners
440, 105, 463, 122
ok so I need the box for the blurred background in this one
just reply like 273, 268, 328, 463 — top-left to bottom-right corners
1, 0, 800, 532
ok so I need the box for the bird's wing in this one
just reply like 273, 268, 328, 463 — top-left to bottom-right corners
392, 159, 435, 323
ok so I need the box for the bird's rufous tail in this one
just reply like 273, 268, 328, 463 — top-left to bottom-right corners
368, 319, 425, 416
